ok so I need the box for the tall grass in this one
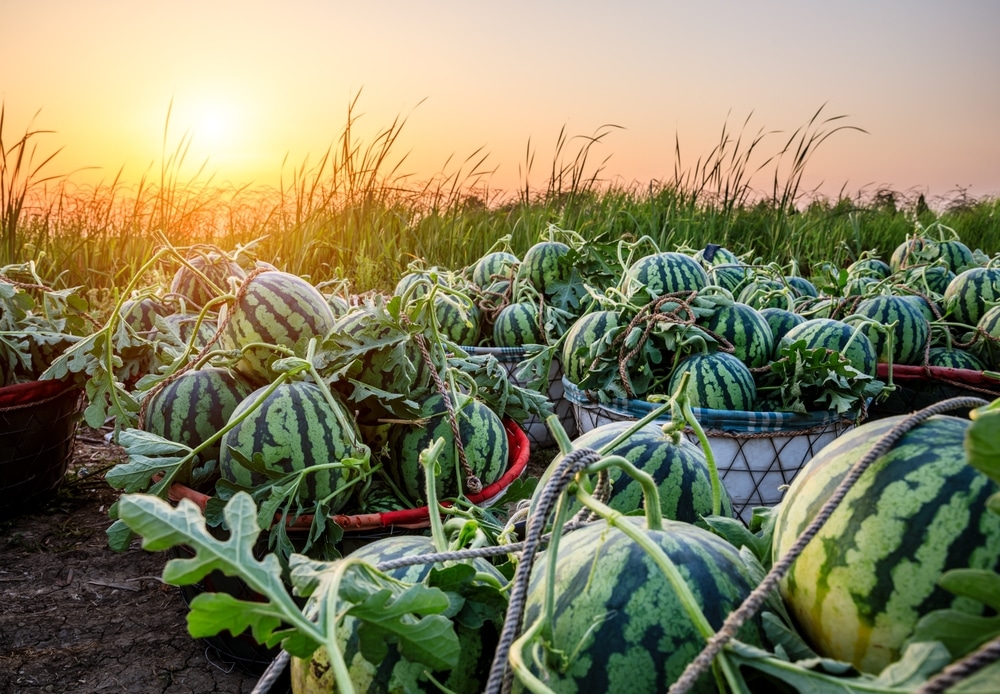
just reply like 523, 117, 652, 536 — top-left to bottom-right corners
3, 98, 997, 298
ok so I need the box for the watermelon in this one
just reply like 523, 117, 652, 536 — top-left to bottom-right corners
889, 236, 927, 272
759, 306, 806, 345
624, 251, 709, 301
564, 421, 735, 521
843, 275, 879, 298
472, 250, 519, 288
931, 238, 977, 275
119, 297, 167, 335
845, 294, 931, 366
221, 270, 337, 386
737, 278, 793, 310
847, 257, 892, 280
143, 367, 253, 482
778, 317, 878, 378
387, 393, 509, 504
156, 313, 219, 350
492, 301, 545, 347
560, 310, 621, 386
699, 301, 774, 369
694, 244, 750, 292
393, 267, 446, 301
902, 264, 955, 297
169, 251, 245, 310
974, 304, 1000, 370
943, 266, 1000, 327
290, 534, 504, 694
786, 275, 819, 298
218, 380, 365, 511
516, 517, 764, 693
668, 351, 756, 411
430, 292, 480, 346
518, 241, 570, 297
772, 414, 1000, 674
926, 346, 988, 371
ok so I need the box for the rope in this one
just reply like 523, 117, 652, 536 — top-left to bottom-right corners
251, 650, 290, 694
667, 395, 990, 694
484, 446, 604, 694
411, 330, 480, 494
916, 635, 1000, 694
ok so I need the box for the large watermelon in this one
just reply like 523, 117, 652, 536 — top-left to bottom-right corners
759, 306, 806, 345
218, 380, 365, 511
492, 301, 545, 346
699, 301, 774, 369
518, 241, 571, 297
564, 420, 735, 521
943, 267, 1000, 328
387, 393, 509, 504
560, 309, 621, 386
472, 250, 519, 288
974, 304, 1000, 370
845, 294, 931, 366
290, 534, 504, 693
772, 414, 1000, 674
624, 251, 709, 301
221, 270, 337, 386
143, 366, 253, 478
778, 317, 878, 378
668, 351, 757, 411
169, 251, 245, 310
516, 517, 764, 693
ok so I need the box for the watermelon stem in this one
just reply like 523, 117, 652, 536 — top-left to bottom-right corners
420, 436, 451, 554
586, 454, 663, 530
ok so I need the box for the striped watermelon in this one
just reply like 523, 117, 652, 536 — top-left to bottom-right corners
943, 266, 1000, 327
759, 306, 806, 345
119, 297, 167, 335
847, 257, 892, 280
926, 346, 988, 371
143, 367, 253, 482
786, 275, 819, 298
157, 313, 219, 350
699, 301, 774, 369
518, 241, 570, 297
290, 534, 504, 693
565, 421, 735, 521
516, 517, 764, 693
218, 380, 365, 511
694, 244, 750, 293
668, 351, 756, 411
393, 267, 446, 302
472, 250, 519, 288
169, 251, 245, 310
845, 294, 931, 366
902, 264, 955, 297
737, 278, 793, 310
974, 304, 1000, 370
778, 317, 878, 378
889, 236, 927, 272
560, 309, 622, 386
221, 270, 336, 386
430, 292, 481, 346
843, 275, 879, 298
772, 414, 1000, 674
387, 393, 509, 504
931, 238, 977, 275
625, 251, 709, 301
492, 301, 545, 346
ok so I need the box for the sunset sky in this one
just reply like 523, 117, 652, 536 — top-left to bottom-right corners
3, 1, 998, 203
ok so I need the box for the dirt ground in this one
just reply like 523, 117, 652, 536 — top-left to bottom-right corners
0, 426, 557, 694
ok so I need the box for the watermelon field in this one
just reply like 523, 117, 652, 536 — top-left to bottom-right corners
2, 112, 1000, 692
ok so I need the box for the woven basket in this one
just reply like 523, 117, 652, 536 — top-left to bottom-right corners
0, 379, 83, 517
563, 377, 860, 523
460, 345, 576, 448
867, 364, 1000, 420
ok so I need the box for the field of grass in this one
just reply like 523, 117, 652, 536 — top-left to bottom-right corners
3, 102, 997, 299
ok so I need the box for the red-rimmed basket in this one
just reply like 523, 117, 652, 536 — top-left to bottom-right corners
868, 364, 1000, 420
167, 418, 530, 531
163, 418, 529, 675
0, 379, 83, 517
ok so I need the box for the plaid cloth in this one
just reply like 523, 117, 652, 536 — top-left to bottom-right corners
562, 377, 855, 434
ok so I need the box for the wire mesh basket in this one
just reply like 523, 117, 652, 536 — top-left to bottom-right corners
867, 364, 1000, 420
0, 379, 83, 517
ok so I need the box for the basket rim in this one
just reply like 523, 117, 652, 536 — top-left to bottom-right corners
877, 363, 1000, 388
168, 417, 530, 532
0, 378, 78, 411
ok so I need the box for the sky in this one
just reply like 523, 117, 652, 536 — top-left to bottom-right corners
2, 0, 999, 204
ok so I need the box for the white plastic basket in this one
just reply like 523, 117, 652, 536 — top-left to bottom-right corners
563, 377, 860, 523
461, 346, 576, 447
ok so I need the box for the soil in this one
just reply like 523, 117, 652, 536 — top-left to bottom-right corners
0, 426, 558, 694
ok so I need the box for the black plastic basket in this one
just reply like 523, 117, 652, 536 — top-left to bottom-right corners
867, 365, 1000, 420
0, 379, 83, 517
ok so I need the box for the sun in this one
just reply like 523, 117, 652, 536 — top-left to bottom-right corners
190, 100, 238, 151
